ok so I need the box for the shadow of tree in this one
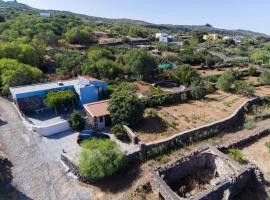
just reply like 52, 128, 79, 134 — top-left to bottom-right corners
133, 116, 167, 134
92, 163, 142, 194
0, 157, 33, 200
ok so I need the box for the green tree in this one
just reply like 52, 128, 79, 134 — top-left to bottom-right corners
78, 139, 126, 180
170, 64, 201, 86
0, 59, 43, 94
87, 47, 113, 62
108, 89, 144, 126
64, 26, 97, 46
0, 43, 39, 66
69, 110, 85, 131
124, 49, 157, 81
82, 59, 121, 80
45, 90, 77, 113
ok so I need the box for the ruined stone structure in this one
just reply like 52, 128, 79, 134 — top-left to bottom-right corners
149, 145, 269, 200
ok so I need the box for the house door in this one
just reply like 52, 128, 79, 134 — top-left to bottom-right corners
98, 116, 106, 130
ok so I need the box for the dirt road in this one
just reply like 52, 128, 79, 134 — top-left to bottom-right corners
0, 97, 92, 200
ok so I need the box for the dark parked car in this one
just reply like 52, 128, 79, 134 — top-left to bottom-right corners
77, 130, 110, 144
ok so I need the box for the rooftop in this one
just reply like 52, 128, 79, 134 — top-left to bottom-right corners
84, 100, 110, 117
9, 79, 78, 96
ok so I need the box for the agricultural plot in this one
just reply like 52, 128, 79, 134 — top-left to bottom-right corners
135, 90, 248, 143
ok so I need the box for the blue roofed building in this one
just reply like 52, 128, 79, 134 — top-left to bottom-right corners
9, 76, 107, 113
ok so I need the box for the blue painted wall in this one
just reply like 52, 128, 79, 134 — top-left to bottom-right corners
14, 80, 108, 106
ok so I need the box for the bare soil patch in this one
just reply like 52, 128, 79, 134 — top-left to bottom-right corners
241, 134, 270, 182
136, 91, 248, 143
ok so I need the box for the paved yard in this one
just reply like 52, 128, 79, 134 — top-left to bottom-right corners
0, 97, 92, 200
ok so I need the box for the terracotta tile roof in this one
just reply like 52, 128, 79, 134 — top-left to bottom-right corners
84, 100, 110, 117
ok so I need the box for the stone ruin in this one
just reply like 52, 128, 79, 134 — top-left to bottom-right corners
149, 145, 269, 200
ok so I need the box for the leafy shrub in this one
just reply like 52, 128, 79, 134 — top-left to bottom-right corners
260, 71, 270, 85
244, 120, 255, 130
64, 26, 97, 46
45, 90, 77, 113
69, 110, 85, 131
189, 81, 206, 99
108, 89, 145, 126
111, 124, 127, 141
170, 64, 201, 86
0, 58, 43, 94
248, 66, 258, 76
78, 139, 126, 180
216, 70, 237, 91
148, 86, 164, 96
228, 148, 245, 163
204, 81, 216, 94
265, 141, 270, 153
234, 81, 254, 95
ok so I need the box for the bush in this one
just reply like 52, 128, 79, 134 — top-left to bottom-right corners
234, 81, 254, 95
265, 141, 270, 153
204, 81, 216, 94
45, 90, 77, 113
111, 124, 127, 141
248, 66, 258, 76
78, 139, 126, 180
260, 71, 270, 85
216, 70, 237, 91
170, 64, 201, 86
244, 120, 255, 130
228, 148, 245, 163
108, 89, 145, 126
189, 81, 206, 99
0, 58, 43, 94
69, 110, 85, 131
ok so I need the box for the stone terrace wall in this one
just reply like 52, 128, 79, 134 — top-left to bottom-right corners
127, 97, 262, 162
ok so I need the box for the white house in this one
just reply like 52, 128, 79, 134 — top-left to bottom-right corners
40, 12, 51, 17
156, 33, 168, 39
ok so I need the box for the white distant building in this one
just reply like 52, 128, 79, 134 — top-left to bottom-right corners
40, 12, 51, 17
233, 36, 242, 44
156, 33, 176, 43
156, 33, 168, 39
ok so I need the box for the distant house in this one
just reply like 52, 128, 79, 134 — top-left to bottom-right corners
40, 12, 51, 17
156, 33, 175, 43
203, 34, 218, 41
84, 100, 111, 130
233, 36, 242, 44
9, 76, 107, 113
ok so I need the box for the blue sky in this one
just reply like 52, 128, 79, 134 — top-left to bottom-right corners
15, 0, 270, 35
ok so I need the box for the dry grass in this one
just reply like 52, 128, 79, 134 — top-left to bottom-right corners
135, 91, 248, 143
241, 134, 270, 182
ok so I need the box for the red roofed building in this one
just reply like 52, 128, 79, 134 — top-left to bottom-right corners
84, 100, 111, 129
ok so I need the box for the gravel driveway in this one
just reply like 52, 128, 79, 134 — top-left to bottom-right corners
0, 97, 92, 200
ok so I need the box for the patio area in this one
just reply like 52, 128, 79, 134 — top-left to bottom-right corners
27, 108, 84, 127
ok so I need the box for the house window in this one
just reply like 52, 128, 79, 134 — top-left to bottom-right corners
99, 116, 104, 123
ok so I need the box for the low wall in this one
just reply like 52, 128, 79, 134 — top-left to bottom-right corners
32, 121, 71, 137
61, 155, 98, 184
127, 98, 261, 162
123, 125, 139, 144
217, 125, 270, 152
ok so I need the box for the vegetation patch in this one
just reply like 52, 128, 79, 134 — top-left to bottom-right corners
78, 139, 126, 181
